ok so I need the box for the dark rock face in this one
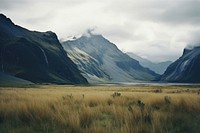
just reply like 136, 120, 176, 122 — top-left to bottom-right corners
62, 32, 158, 83
160, 46, 200, 83
0, 14, 88, 84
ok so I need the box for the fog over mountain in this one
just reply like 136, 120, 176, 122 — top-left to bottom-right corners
1, 0, 200, 62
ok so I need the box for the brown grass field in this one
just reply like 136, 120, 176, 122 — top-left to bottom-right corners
0, 85, 200, 133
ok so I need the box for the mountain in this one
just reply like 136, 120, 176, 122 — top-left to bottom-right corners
0, 14, 88, 84
0, 72, 33, 86
65, 47, 110, 83
160, 46, 200, 83
62, 31, 158, 83
127, 52, 172, 74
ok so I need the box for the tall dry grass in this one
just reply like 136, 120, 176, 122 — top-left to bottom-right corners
0, 86, 200, 133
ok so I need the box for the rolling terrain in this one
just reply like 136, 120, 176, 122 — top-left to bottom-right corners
0, 72, 33, 86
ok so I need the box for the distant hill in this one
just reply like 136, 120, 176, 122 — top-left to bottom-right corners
0, 14, 88, 84
160, 46, 200, 83
127, 52, 172, 74
62, 31, 158, 83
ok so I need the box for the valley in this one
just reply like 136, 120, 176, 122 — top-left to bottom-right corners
1, 1, 200, 133
0, 85, 200, 133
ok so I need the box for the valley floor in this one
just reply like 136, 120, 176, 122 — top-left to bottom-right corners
0, 85, 200, 133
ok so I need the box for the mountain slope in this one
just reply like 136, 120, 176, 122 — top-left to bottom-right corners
66, 47, 110, 83
127, 52, 172, 74
160, 46, 200, 83
0, 14, 88, 84
62, 32, 158, 83
0, 72, 33, 86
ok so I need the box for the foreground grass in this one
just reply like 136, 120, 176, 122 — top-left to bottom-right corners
0, 85, 200, 133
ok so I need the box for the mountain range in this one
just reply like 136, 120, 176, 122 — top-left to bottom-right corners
127, 52, 172, 74
0, 13, 200, 85
0, 14, 87, 85
62, 31, 158, 83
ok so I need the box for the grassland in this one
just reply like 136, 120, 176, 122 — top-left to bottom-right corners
0, 85, 200, 133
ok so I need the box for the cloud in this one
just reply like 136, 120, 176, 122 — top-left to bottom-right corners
106, 0, 200, 25
184, 30, 200, 49
1, 0, 200, 62
150, 1, 200, 25
0, 0, 26, 9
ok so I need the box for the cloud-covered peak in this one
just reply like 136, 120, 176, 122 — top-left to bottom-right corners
186, 43, 200, 50
184, 30, 200, 50
82, 28, 100, 37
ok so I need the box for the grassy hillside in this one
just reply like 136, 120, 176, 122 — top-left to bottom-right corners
0, 85, 200, 133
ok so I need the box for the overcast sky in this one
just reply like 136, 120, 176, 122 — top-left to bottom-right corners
1, 0, 200, 62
